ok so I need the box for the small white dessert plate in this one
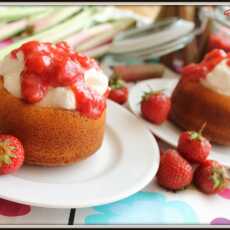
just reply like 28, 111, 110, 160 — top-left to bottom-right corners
0, 100, 159, 208
128, 78, 230, 167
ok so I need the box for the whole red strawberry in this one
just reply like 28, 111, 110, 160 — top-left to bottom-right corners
141, 90, 171, 124
178, 124, 212, 164
194, 160, 228, 194
108, 75, 128, 105
0, 135, 24, 175
157, 149, 193, 191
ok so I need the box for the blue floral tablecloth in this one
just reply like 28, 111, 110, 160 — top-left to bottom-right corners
0, 68, 230, 226
1, 158, 230, 226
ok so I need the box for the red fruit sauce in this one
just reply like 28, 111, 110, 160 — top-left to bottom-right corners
181, 49, 230, 83
11, 41, 107, 119
208, 34, 230, 53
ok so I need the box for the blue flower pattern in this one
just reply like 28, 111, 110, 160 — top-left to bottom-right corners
85, 191, 198, 224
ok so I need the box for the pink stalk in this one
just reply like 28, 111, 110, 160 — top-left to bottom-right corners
0, 19, 28, 40
83, 43, 112, 58
65, 23, 113, 49
76, 18, 135, 53
76, 30, 116, 52
32, 7, 81, 33
0, 38, 13, 49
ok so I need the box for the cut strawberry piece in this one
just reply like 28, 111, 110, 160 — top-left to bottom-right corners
54, 58, 82, 86
56, 41, 70, 51
181, 64, 208, 82
22, 73, 48, 103
25, 54, 52, 75
201, 49, 227, 71
73, 53, 99, 70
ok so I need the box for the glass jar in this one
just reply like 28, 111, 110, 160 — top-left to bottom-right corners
207, 6, 230, 52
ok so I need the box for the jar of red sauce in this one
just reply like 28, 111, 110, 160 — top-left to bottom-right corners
207, 6, 230, 52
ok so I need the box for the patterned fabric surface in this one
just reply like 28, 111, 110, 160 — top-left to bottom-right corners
1, 174, 230, 225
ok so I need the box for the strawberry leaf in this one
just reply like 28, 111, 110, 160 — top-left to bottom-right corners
188, 123, 208, 141
0, 141, 16, 166
141, 89, 166, 101
8, 146, 16, 151
8, 153, 16, 158
3, 155, 12, 165
189, 131, 202, 141
211, 168, 225, 189
109, 74, 125, 90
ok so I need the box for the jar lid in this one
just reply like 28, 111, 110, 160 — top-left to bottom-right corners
108, 17, 197, 60
210, 6, 230, 28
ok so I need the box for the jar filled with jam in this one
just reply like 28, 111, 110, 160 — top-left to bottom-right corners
207, 6, 230, 52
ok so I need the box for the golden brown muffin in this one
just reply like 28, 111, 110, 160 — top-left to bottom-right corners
0, 78, 105, 166
171, 79, 230, 145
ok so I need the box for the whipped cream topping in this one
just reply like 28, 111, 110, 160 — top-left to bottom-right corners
0, 52, 108, 110
201, 59, 230, 96
0, 51, 24, 98
84, 68, 109, 97
37, 87, 76, 110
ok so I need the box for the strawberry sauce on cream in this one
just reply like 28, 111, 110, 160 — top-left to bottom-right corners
181, 49, 230, 96
8, 41, 108, 119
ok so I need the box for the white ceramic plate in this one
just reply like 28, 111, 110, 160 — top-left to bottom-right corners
0, 100, 159, 208
128, 78, 230, 167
